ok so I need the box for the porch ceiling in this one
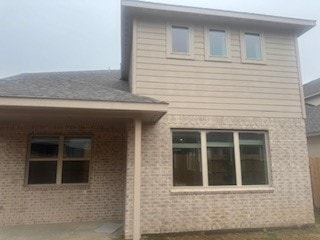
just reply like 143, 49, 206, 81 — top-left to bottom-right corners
0, 97, 168, 123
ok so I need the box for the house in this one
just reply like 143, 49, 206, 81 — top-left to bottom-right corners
304, 78, 320, 158
0, 1, 317, 239
304, 78, 320, 208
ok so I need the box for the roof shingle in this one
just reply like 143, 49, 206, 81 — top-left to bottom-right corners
305, 103, 320, 136
0, 70, 165, 104
303, 78, 320, 98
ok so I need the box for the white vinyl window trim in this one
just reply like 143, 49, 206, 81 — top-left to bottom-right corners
26, 135, 91, 186
166, 23, 194, 59
172, 129, 271, 190
204, 26, 231, 62
240, 31, 266, 64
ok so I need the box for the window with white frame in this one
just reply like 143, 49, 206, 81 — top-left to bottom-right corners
172, 130, 269, 187
167, 24, 194, 59
27, 136, 91, 185
205, 28, 231, 61
241, 31, 266, 63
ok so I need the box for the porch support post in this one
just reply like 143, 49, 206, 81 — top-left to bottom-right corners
133, 118, 142, 240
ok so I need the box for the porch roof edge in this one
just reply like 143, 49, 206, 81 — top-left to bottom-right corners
0, 96, 168, 123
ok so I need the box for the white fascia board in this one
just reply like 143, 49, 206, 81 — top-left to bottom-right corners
0, 97, 168, 113
122, 0, 316, 28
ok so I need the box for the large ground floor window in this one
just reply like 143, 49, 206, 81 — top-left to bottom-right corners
27, 136, 91, 185
172, 130, 269, 187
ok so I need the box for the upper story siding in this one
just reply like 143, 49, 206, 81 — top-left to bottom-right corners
130, 16, 305, 118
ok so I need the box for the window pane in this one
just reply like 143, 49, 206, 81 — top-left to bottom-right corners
245, 33, 262, 59
207, 132, 236, 186
209, 30, 227, 57
172, 26, 189, 53
240, 132, 268, 185
172, 132, 202, 186
30, 137, 59, 158
28, 161, 57, 184
62, 161, 89, 183
63, 137, 91, 158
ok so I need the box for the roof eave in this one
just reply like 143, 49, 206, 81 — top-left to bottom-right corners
307, 132, 320, 137
305, 92, 320, 100
0, 96, 169, 123
122, 0, 316, 29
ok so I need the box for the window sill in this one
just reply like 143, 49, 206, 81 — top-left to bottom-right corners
241, 59, 267, 65
166, 53, 194, 60
170, 186, 274, 195
23, 183, 90, 191
205, 56, 232, 62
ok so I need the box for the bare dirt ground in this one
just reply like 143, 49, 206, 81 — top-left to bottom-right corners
143, 210, 320, 240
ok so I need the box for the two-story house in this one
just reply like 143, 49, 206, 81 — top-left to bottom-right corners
0, 1, 316, 239
304, 78, 320, 208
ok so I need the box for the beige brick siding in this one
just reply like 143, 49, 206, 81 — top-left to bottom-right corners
0, 122, 126, 226
125, 115, 314, 238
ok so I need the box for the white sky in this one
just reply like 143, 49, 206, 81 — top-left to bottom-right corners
0, 0, 319, 83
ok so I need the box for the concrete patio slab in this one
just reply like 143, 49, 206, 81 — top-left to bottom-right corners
94, 222, 123, 234
0, 221, 123, 240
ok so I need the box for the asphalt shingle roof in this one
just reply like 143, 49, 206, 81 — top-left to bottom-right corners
303, 77, 320, 98
0, 70, 164, 104
306, 103, 320, 136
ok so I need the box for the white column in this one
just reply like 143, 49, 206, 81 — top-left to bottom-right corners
234, 132, 242, 186
201, 131, 208, 187
133, 119, 142, 240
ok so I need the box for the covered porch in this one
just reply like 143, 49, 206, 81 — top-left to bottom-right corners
0, 96, 168, 240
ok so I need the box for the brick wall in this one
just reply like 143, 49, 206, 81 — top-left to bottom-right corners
0, 121, 126, 225
0, 116, 314, 237
125, 115, 314, 238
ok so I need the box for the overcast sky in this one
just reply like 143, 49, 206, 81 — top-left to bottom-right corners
0, 0, 319, 83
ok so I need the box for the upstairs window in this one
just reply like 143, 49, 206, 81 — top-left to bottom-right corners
205, 27, 231, 62
27, 136, 91, 185
172, 26, 189, 54
210, 29, 227, 57
241, 31, 266, 64
166, 24, 194, 59
245, 33, 262, 59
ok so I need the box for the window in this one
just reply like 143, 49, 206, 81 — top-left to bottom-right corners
207, 132, 236, 186
166, 24, 194, 59
245, 33, 262, 59
173, 132, 202, 186
172, 130, 269, 187
172, 26, 189, 54
205, 27, 231, 61
239, 133, 268, 185
241, 31, 266, 64
27, 136, 91, 185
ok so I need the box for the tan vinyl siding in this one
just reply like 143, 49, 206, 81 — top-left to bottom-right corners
134, 18, 302, 118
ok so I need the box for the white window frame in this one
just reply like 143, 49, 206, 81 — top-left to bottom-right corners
26, 135, 91, 186
204, 26, 231, 62
171, 129, 271, 190
240, 31, 266, 64
166, 23, 194, 60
